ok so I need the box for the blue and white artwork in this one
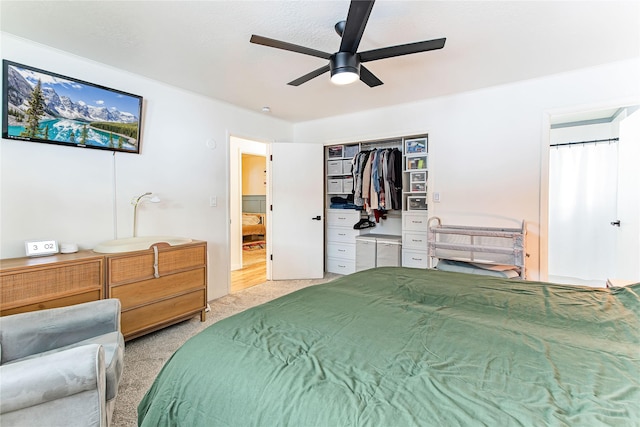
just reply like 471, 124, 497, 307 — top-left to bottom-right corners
3, 61, 143, 153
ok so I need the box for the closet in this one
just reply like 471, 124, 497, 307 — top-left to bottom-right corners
324, 135, 429, 274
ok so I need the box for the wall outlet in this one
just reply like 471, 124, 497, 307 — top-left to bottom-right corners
433, 192, 441, 203
209, 196, 217, 207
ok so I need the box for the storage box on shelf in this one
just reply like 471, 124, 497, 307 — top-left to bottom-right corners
326, 145, 356, 200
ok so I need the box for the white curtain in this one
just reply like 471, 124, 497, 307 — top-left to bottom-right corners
548, 142, 618, 282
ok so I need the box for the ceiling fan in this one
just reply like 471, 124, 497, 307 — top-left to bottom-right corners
250, 0, 446, 87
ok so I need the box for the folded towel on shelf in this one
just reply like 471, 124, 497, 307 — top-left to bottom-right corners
330, 203, 361, 210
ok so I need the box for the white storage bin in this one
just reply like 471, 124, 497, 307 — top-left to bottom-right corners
327, 145, 344, 158
410, 171, 426, 183
342, 159, 353, 174
408, 196, 427, 210
411, 182, 426, 192
344, 144, 359, 158
376, 236, 402, 267
343, 177, 354, 193
327, 160, 343, 175
355, 236, 377, 272
405, 138, 427, 154
406, 155, 428, 171
327, 178, 343, 193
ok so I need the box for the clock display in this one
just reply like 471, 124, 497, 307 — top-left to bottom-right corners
25, 240, 59, 257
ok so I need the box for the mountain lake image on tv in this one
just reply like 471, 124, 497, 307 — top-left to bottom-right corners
2, 60, 143, 153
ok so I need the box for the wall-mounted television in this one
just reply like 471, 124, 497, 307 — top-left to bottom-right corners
2, 60, 143, 154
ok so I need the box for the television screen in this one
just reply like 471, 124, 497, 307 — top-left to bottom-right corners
2, 60, 143, 154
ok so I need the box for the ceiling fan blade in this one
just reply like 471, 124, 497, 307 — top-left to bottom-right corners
360, 65, 383, 87
288, 65, 331, 86
359, 37, 446, 63
250, 35, 331, 60
339, 0, 375, 53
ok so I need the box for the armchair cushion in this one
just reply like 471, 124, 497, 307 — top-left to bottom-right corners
6, 331, 124, 401
0, 299, 121, 364
0, 344, 106, 426
0, 299, 124, 426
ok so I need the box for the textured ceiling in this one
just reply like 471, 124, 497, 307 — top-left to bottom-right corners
1, 1, 639, 123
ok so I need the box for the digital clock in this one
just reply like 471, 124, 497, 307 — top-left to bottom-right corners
25, 240, 59, 257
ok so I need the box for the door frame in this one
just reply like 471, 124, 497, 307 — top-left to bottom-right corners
228, 134, 271, 293
539, 97, 639, 282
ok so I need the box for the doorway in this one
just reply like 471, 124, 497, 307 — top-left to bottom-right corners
229, 137, 267, 293
546, 105, 639, 286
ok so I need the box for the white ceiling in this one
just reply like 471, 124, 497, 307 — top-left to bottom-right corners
1, 1, 639, 123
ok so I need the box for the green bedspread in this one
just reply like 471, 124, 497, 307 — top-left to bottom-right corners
138, 267, 640, 426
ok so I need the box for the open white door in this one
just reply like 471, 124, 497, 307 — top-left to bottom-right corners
615, 109, 640, 281
269, 142, 324, 280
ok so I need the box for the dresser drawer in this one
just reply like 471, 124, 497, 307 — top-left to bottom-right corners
327, 258, 356, 275
121, 289, 206, 338
327, 227, 368, 243
327, 242, 356, 260
109, 268, 205, 310
403, 212, 429, 232
402, 249, 429, 269
326, 210, 362, 227
402, 231, 429, 250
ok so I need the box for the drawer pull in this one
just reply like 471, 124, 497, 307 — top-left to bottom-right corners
338, 249, 346, 252
411, 239, 423, 243
153, 245, 160, 279
338, 264, 346, 268
412, 257, 423, 261
338, 233, 346, 236
338, 217, 346, 220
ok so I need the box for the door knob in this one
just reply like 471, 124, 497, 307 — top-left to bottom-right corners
312, 215, 322, 221
611, 220, 621, 227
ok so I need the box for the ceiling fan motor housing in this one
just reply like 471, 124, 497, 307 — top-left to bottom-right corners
330, 52, 360, 77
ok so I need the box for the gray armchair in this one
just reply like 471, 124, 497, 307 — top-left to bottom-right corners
0, 299, 125, 427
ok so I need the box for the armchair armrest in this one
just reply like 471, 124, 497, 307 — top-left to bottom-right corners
0, 299, 121, 364
0, 344, 106, 427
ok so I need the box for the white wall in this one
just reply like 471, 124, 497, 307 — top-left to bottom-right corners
0, 33, 292, 300
2, 32, 638, 293
293, 58, 640, 280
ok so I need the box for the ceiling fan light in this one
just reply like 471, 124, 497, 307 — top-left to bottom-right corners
331, 70, 359, 85
330, 52, 360, 85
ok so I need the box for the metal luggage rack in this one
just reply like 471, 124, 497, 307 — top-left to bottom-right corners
427, 217, 527, 279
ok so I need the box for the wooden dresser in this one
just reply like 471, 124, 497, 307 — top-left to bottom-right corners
105, 240, 207, 340
0, 251, 104, 316
1, 241, 208, 340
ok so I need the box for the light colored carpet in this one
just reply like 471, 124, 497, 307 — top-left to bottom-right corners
111, 274, 339, 427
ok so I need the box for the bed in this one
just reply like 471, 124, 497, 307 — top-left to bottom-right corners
242, 212, 265, 239
138, 267, 640, 426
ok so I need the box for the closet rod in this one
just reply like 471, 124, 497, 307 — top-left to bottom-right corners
550, 137, 619, 148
